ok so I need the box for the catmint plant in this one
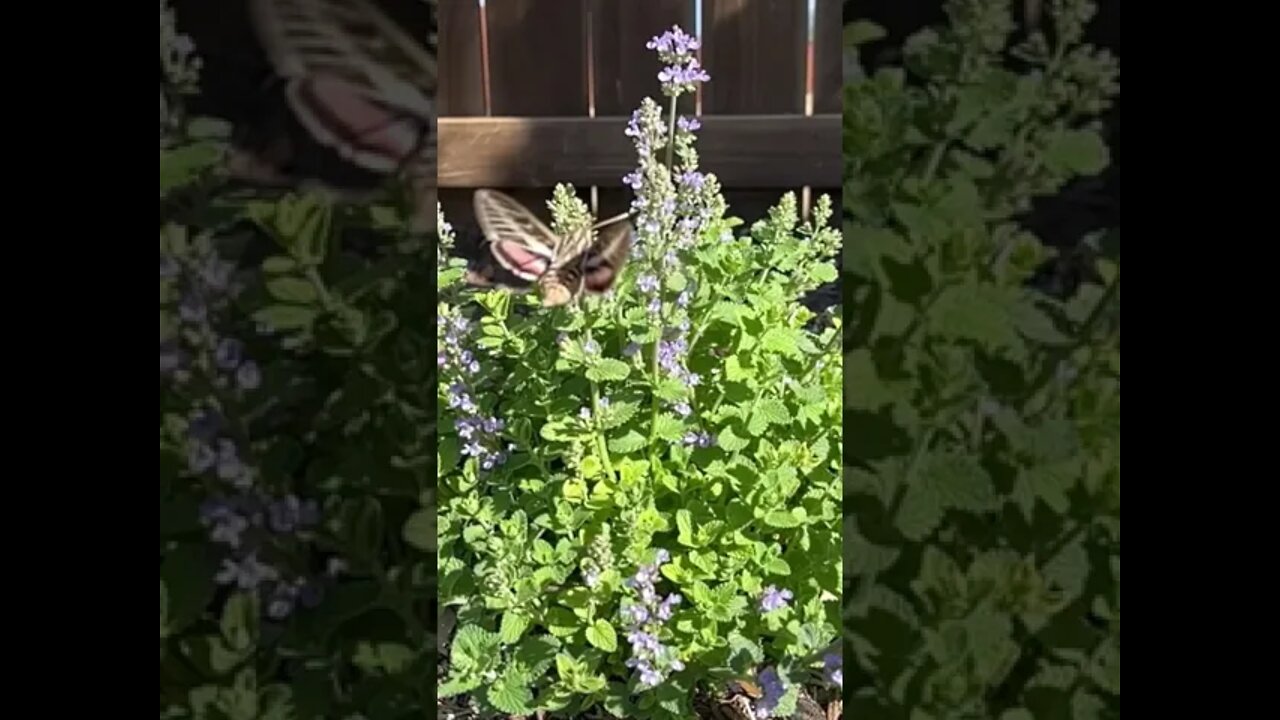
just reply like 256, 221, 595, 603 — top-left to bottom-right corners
437, 23, 842, 720
843, 1, 1119, 718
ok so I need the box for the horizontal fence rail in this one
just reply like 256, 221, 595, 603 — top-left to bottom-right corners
437, 114, 841, 188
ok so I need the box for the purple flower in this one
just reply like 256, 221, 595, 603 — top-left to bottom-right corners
200, 257, 234, 292
639, 666, 663, 688
674, 402, 691, 417
188, 441, 216, 474
160, 254, 180, 279
823, 652, 843, 688
677, 116, 701, 133
216, 338, 243, 369
179, 293, 207, 323
759, 585, 793, 613
267, 583, 297, 619
753, 667, 786, 719
638, 274, 660, 294
200, 499, 248, 548
584, 339, 600, 355
623, 170, 643, 190
215, 553, 278, 590
236, 361, 261, 390
679, 171, 705, 191
160, 342, 183, 373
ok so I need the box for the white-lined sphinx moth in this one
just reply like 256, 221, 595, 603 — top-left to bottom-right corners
465, 189, 634, 308
223, 0, 436, 229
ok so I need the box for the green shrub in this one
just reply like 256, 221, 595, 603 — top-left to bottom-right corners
436, 26, 843, 720
842, 1, 1120, 717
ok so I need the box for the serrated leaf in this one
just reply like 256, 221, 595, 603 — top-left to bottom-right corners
451, 625, 501, 674
755, 398, 791, 425
653, 414, 684, 442
487, 666, 535, 715
920, 452, 999, 512
1043, 536, 1090, 602
600, 401, 639, 430
586, 619, 618, 652
759, 327, 803, 358
895, 482, 945, 541
929, 285, 1023, 351
587, 358, 631, 382
500, 612, 531, 645
608, 429, 646, 455
717, 424, 750, 452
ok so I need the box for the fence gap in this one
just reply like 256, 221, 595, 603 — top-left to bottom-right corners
801, 0, 816, 220
478, 0, 492, 115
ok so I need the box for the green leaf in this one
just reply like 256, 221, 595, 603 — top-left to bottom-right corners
450, 625, 502, 674
845, 20, 887, 45
500, 612, 531, 645
159, 141, 222, 195
653, 414, 685, 442
253, 305, 318, 332
717, 424, 750, 452
1002, 711, 1035, 720
755, 398, 791, 425
921, 452, 999, 512
262, 256, 298, 274
220, 592, 259, 652
586, 619, 618, 652
487, 666, 536, 715
401, 509, 435, 552
810, 262, 839, 284
600, 400, 639, 430
1044, 129, 1109, 176
759, 327, 803, 358
608, 430, 646, 455
352, 642, 415, 675
587, 358, 631, 382
928, 285, 1024, 351
764, 510, 801, 529
765, 557, 792, 576
895, 482, 945, 541
266, 277, 318, 304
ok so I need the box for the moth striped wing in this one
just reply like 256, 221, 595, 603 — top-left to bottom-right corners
249, 0, 436, 176
473, 189, 560, 281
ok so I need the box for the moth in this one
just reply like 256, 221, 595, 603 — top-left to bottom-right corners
187, 0, 437, 230
465, 189, 635, 308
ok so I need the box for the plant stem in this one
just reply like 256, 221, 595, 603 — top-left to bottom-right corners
665, 95, 679, 171
585, 326, 615, 481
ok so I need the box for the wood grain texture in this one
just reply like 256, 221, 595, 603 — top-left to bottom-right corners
437, 0, 484, 115
437, 114, 840, 188
702, 0, 807, 114
588, 0, 693, 115
485, 0, 588, 116
813, 0, 842, 113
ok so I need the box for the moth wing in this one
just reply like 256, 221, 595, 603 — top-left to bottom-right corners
582, 220, 634, 294
474, 189, 560, 281
248, 0, 434, 175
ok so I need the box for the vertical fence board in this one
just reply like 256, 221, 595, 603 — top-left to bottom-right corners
485, 0, 589, 116
589, 0, 694, 116
814, 0, 842, 113
702, 0, 806, 114
438, 0, 485, 116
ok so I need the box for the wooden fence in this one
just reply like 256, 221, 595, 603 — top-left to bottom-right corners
436, 0, 842, 231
